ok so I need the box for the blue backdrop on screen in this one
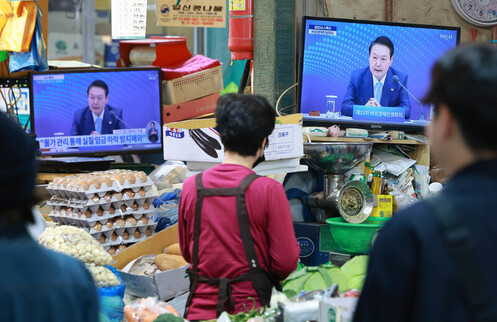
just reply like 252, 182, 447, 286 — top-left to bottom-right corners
300, 20, 459, 120
32, 69, 161, 137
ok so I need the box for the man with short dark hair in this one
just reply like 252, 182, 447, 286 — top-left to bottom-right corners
178, 93, 300, 320
0, 112, 99, 321
354, 44, 497, 322
70, 79, 125, 135
341, 36, 411, 118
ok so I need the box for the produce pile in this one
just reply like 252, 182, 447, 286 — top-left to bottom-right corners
282, 256, 369, 298
39, 225, 122, 288
46, 170, 157, 254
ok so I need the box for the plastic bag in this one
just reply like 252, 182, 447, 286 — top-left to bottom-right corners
149, 161, 186, 191
152, 189, 181, 232
98, 265, 126, 322
0, 0, 36, 52
123, 297, 179, 322
9, 3, 48, 73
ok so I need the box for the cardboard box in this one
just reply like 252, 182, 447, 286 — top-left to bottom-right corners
162, 92, 219, 123
163, 114, 304, 163
112, 225, 190, 301
370, 194, 393, 218
293, 222, 330, 266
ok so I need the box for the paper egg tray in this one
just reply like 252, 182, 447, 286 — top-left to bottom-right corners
47, 177, 154, 200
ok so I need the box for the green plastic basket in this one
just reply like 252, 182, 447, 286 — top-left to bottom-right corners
325, 217, 390, 254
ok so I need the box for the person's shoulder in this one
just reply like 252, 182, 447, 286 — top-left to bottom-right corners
252, 175, 284, 191
73, 106, 89, 117
381, 201, 435, 236
352, 66, 370, 78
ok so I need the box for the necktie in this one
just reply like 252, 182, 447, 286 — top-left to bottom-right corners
95, 117, 102, 134
375, 81, 383, 103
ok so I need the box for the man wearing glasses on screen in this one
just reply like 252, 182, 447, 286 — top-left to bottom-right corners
341, 36, 411, 119
70, 80, 126, 136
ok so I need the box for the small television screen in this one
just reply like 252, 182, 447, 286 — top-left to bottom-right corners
30, 67, 162, 156
298, 17, 460, 132
0, 78, 30, 132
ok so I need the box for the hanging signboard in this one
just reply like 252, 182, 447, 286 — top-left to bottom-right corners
156, 0, 226, 28
111, 0, 147, 39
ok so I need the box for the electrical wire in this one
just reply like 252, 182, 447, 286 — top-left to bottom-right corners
275, 82, 298, 117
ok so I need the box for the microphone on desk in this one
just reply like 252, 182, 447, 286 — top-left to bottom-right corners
109, 111, 133, 129
392, 75, 425, 121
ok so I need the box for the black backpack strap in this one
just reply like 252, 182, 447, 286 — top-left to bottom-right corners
424, 195, 497, 322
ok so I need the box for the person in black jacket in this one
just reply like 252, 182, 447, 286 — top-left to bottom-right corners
0, 112, 100, 321
354, 44, 497, 322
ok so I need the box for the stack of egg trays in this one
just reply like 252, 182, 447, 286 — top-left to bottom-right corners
46, 174, 157, 250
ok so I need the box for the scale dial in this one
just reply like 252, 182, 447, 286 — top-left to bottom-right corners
451, 0, 497, 27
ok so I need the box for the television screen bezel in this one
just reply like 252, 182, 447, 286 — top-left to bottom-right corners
297, 16, 461, 133
29, 66, 164, 157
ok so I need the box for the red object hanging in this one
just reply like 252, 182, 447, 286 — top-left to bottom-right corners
228, 0, 254, 60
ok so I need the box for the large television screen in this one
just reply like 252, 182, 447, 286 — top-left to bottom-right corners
30, 67, 162, 156
299, 17, 460, 132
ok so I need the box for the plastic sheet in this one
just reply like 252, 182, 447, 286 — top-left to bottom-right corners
9, 3, 48, 73
0, 0, 36, 52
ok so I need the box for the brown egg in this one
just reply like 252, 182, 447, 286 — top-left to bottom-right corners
124, 172, 136, 184
122, 231, 129, 240
108, 247, 116, 255
80, 179, 91, 190
134, 230, 141, 239
124, 189, 135, 198
108, 206, 115, 214
145, 228, 152, 237
93, 223, 102, 232
93, 177, 104, 189
101, 177, 113, 188
139, 216, 148, 225
115, 218, 125, 227
99, 236, 106, 243
126, 217, 137, 226
136, 171, 147, 183
85, 209, 92, 218
138, 188, 146, 197
114, 174, 126, 185
113, 192, 123, 200
103, 192, 112, 202
92, 194, 99, 204
110, 233, 118, 241
143, 202, 150, 210
96, 208, 103, 216
120, 204, 127, 213
131, 203, 138, 211
118, 244, 127, 251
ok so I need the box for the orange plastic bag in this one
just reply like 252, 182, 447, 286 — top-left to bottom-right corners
0, 0, 37, 52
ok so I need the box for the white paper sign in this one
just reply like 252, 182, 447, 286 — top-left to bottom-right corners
111, 0, 147, 39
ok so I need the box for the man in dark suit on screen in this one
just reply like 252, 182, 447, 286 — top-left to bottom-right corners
341, 36, 411, 119
70, 80, 126, 136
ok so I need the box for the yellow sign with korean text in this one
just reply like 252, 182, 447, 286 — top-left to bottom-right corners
156, 0, 226, 28
229, 0, 246, 11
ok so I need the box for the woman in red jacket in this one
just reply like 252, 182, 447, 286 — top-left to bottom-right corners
178, 93, 300, 320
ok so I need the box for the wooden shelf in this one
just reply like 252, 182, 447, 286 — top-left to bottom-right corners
307, 136, 430, 167
307, 136, 426, 145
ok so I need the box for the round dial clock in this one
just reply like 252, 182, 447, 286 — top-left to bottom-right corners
451, 0, 497, 27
